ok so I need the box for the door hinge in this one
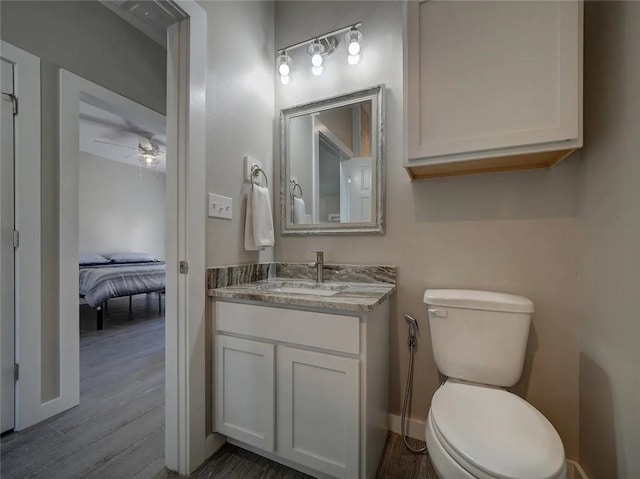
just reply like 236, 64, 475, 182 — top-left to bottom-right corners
14, 364, 19, 382
2, 92, 18, 116
179, 261, 189, 275
13, 230, 19, 248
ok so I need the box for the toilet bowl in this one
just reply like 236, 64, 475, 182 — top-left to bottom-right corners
425, 380, 566, 479
423, 290, 567, 479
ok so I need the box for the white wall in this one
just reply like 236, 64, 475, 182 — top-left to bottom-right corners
275, 1, 581, 458
78, 152, 165, 260
579, 3, 640, 478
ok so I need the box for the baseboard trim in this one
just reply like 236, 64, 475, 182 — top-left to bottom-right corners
389, 414, 590, 479
567, 460, 590, 479
388, 413, 426, 441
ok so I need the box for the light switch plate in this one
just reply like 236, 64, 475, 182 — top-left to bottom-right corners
208, 193, 232, 219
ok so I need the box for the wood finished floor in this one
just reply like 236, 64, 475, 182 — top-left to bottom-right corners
0, 295, 436, 479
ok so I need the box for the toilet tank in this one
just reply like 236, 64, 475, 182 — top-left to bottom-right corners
424, 289, 534, 387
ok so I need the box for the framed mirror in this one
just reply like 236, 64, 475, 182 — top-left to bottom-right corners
281, 85, 385, 235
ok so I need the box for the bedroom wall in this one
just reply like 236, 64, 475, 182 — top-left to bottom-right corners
0, 0, 166, 401
274, 1, 581, 458
78, 152, 166, 260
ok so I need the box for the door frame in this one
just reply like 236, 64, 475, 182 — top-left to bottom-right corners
165, 1, 226, 472
0, 41, 42, 432
55, 1, 220, 474
59, 69, 167, 420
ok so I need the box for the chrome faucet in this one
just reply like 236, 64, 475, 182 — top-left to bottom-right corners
313, 251, 324, 283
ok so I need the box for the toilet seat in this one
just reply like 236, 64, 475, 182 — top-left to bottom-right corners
429, 380, 565, 479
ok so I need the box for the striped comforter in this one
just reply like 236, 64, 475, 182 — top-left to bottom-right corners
79, 262, 166, 308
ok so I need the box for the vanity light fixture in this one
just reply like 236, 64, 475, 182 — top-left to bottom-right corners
276, 21, 362, 83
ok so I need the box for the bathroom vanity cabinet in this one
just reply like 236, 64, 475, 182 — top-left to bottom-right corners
405, 0, 583, 180
214, 300, 390, 479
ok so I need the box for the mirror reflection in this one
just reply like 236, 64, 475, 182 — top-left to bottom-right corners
282, 86, 384, 235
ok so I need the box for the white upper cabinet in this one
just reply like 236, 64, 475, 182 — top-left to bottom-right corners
405, 1, 583, 180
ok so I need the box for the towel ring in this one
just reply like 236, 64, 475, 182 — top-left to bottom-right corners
250, 165, 268, 189
290, 180, 303, 199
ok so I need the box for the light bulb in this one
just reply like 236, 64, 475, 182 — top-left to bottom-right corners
280, 74, 291, 85
277, 53, 291, 77
141, 152, 157, 166
345, 28, 363, 58
308, 41, 325, 69
348, 54, 360, 65
278, 63, 290, 76
312, 65, 323, 76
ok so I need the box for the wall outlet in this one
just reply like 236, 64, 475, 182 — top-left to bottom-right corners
208, 193, 232, 219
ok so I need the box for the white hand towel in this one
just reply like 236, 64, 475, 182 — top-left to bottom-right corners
244, 185, 274, 251
293, 197, 308, 224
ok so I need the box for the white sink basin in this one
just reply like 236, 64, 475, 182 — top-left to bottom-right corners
269, 286, 341, 297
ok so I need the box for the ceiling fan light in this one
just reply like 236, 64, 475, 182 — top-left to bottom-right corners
141, 152, 158, 167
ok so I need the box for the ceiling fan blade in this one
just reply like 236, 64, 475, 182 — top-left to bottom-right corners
94, 139, 139, 151
124, 152, 140, 159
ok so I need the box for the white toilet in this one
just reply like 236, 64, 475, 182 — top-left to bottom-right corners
423, 289, 566, 479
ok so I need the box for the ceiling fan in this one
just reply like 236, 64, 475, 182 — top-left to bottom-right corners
94, 136, 165, 169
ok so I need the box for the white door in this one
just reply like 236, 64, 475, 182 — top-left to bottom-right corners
215, 335, 275, 452
342, 157, 372, 223
1, 58, 16, 434
277, 345, 360, 479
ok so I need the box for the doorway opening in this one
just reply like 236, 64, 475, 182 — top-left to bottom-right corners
0, 0, 214, 475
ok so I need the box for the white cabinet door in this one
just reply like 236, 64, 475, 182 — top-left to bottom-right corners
407, 0, 582, 162
215, 335, 275, 452
277, 345, 360, 479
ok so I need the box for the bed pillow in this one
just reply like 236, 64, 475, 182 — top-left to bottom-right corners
79, 252, 110, 265
105, 252, 159, 264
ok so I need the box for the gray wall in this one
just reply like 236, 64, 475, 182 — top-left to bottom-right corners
78, 152, 166, 260
579, 3, 640, 478
200, 0, 275, 430
275, 1, 581, 458
289, 115, 314, 209
203, 1, 275, 268
1, 0, 166, 401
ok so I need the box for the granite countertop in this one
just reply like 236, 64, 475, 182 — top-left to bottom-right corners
209, 278, 396, 313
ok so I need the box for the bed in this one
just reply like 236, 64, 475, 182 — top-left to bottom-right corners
79, 253, 166, 330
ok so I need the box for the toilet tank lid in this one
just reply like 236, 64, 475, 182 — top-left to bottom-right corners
423, 289, 534, 313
